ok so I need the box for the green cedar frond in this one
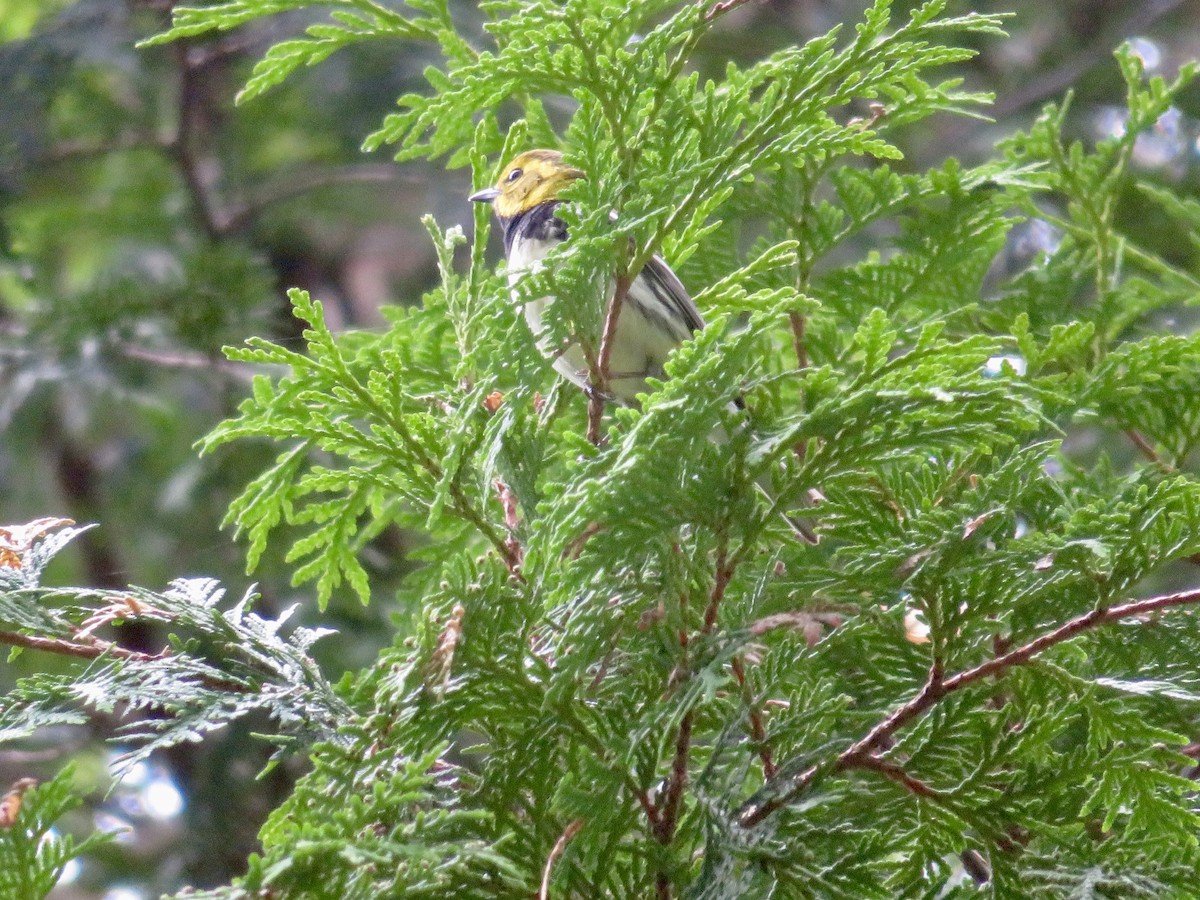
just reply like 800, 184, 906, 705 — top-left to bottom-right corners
18, 1, 1200, 896
0, 766, 116, 900
0, 528, 347, 775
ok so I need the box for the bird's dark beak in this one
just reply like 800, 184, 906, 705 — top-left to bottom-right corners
468, 187, 500, 203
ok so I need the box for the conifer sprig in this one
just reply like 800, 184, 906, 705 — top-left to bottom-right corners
0, 524, 348, 774
737, 583, 1200, 829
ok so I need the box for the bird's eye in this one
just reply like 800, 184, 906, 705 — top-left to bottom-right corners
506, 168, 523, 183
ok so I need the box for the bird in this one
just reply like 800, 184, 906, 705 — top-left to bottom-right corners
470, 149, 817, 542
468, 148, 703, 406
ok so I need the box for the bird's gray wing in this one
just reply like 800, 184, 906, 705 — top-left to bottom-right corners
639, 254, 706, 334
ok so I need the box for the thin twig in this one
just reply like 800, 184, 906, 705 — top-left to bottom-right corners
587, 273, 633, 445
703, 0, 762, 22
117, 344, 260, 382
731, 656, 777, 779
738, 584, 1200, 827
654, 708, 694, 900
0, 628, 250, 693
636, 787, 661, 829
171, 44, 223, 240
1125, 428, 1171, 472
655, 710, 694, 845
787, 309, 808, 373
787, 309, 810, 462
494, 479, 524, 571
0, 629, 157, 663
652, 535, 739, 898
702, 539, 733, 635
856, 754, 944, 799
224, 164, 421, 234
538, 818, 584, 900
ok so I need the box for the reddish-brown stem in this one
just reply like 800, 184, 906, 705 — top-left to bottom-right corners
654, 722, 693, 886
856, 754, 944, 799
703, 0, 762, 22
538, 818, 584, 900
494, 479, 524, 570
787, 309, 810, 462
636, 787, 661, 829
1125, 428, 1169, 471
665, 590, 691, 692
787, 309, 808, 372
587, 273, 633, 445
738, 585, 1200, 828
0, 629, 156, 663
731, 656, 777, 779
654, 710, 695, 898
651, 535, 740, 898
702, 540, 733, 635
0, 628, 249, 693
494, 535, 524, 579
655, 711, 694, 845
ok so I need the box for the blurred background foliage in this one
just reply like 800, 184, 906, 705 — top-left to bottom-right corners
1, 0, 1199, 896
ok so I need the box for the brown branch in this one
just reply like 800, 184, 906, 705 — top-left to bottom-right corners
223, 164, 421, 234
445, 480, 522, 580
702, 539, 733, 635
494, 479, 525, 571
587, 272, 633, 445
787, 309, 810, 463
1126, 428, 1161, 464
117, 344, 260, 382
731, 656, 776, 779
856, 754, 944, 800
538, 818, 584, 900
787, 309, 808, 373
563, 522, 603, 561
636, 786, 661, 829
0, 628, 250, 694
653, 709, 694, 900
738, 585, 1200, 828
673, 572, 690, 663
652, 536, 740, 898
655, 710, 694, 845
171, 44, 223, 240
0, 629, 157, 664
703, 0, 762, 22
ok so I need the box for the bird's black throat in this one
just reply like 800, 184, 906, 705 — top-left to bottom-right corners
499, 201, 568, 256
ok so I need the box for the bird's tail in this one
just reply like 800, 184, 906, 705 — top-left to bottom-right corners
755, 474, 819, 544
713, 407, 819, 544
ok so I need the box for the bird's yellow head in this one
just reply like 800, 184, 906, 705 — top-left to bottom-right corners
469, 149, 584, 219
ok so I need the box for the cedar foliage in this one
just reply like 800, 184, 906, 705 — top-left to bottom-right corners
4, 0, 1200, 896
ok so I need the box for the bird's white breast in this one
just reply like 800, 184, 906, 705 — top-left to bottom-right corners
507, 231, 678, 404
508, 232, 596, 394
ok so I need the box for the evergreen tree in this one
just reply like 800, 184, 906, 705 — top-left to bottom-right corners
4, 1, 1200, 896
